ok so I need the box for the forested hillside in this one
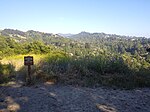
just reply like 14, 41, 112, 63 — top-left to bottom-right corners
0, 29, 150, 88
0, 29, 71, 44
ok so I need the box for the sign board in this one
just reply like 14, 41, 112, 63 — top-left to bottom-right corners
24, 56, 34, 65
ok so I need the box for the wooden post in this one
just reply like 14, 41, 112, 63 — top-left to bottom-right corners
24, 56, 34, 85
28, 65, 31, 84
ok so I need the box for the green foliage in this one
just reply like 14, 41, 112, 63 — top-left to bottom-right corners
24, 41, 52, 54
30, 53, 149, 88
0, 63, 15, 84
0, 35, 60, 58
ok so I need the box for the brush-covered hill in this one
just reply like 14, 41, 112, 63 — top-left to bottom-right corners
1, 29, 150, 57
70, 31, 147, 43
0, 29, 72, 44
68, 31, 150, 55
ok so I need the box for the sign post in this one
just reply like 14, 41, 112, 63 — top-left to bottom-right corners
24, 56, 34, 84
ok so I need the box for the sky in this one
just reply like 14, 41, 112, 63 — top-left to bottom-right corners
0, 0, 150, 37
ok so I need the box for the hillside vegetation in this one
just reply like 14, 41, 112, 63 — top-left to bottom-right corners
0, 29, 150, 89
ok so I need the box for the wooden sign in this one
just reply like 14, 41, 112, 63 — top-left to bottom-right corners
24, 56, 34, 65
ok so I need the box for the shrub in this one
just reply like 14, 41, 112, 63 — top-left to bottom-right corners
0, 63, 15, 84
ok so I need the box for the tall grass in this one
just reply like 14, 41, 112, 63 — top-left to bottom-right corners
0, 54, 48, 84
0, 54, 48, 70
0, 53, 150, 89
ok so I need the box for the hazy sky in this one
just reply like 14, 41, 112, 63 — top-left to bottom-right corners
0, 0, 149, 37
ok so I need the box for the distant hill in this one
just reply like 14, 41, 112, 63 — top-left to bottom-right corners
1, 29, 26, 37
1, 29, 146, 44
1, 28, 150, 61
0, 29, 72, 44
69, 31, 145, 43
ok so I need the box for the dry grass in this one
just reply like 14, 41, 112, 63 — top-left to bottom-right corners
0, 54, 48, 71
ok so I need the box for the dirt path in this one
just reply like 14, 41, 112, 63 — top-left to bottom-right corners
0, 82, 150, 112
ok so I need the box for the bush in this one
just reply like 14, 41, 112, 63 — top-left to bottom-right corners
135, 68, 150, 87
0, 63, 15, 84
34, 54, 150, 89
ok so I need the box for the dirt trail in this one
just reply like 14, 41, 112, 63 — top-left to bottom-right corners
0, 82, 150, 112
